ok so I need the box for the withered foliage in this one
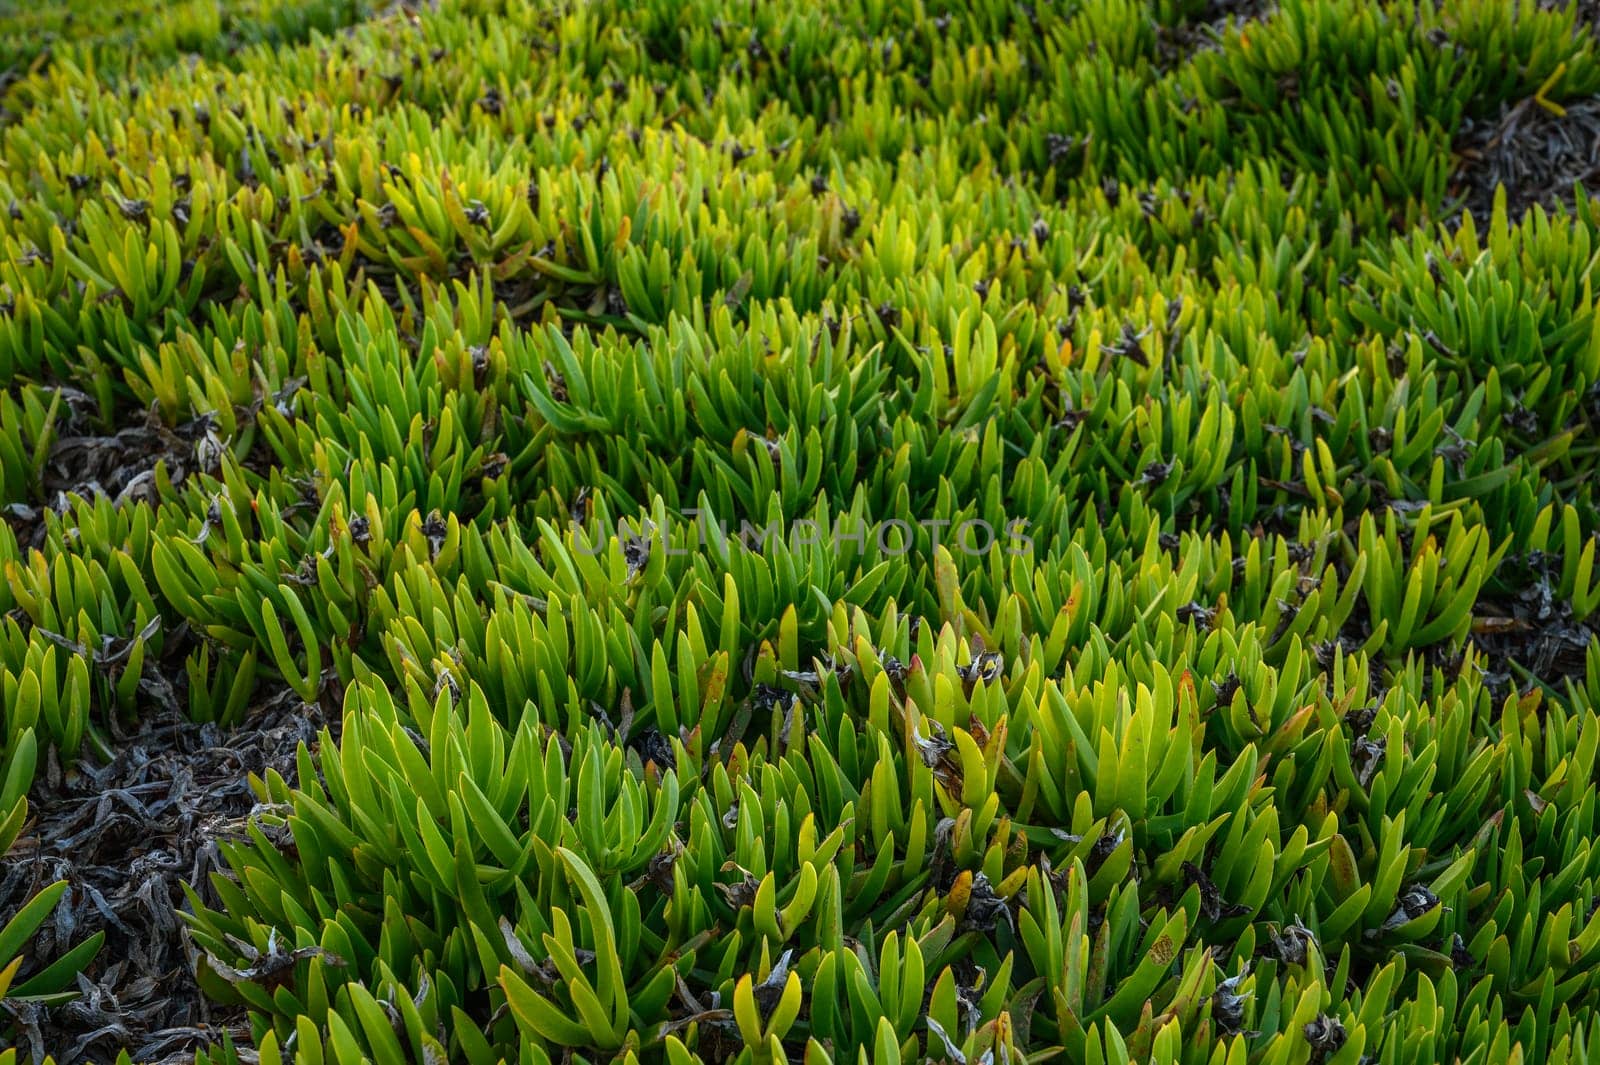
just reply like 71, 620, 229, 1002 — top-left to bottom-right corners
2, 692, 328, 1062
1453, 95, 1600, 225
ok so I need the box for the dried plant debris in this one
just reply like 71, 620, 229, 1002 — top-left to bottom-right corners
44, 416, 218, 501
1452, 94, 1600, 224
1471, 551, 1598, 694
1154, 0, 1276, 67
1542, 0, 1600, 30
2, 1, 1600, 1064
1, 693, 327, 1062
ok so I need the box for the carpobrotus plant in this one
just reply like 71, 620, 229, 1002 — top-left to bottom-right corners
4, 0, 1600, 1062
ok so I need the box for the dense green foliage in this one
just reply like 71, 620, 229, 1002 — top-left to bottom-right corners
5, 0, 1600, 1062
0, 0, 373, 82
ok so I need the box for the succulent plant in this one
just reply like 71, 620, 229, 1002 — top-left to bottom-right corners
4, 0, 1600, 1062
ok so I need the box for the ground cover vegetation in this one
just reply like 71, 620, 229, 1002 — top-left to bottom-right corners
4, 0, 1600, 1062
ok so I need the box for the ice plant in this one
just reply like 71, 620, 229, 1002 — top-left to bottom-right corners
2, 0, 1600, 1062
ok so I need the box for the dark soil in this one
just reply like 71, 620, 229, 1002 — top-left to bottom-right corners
1452, 94, 1600, 225
0, 688, 332, 1064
